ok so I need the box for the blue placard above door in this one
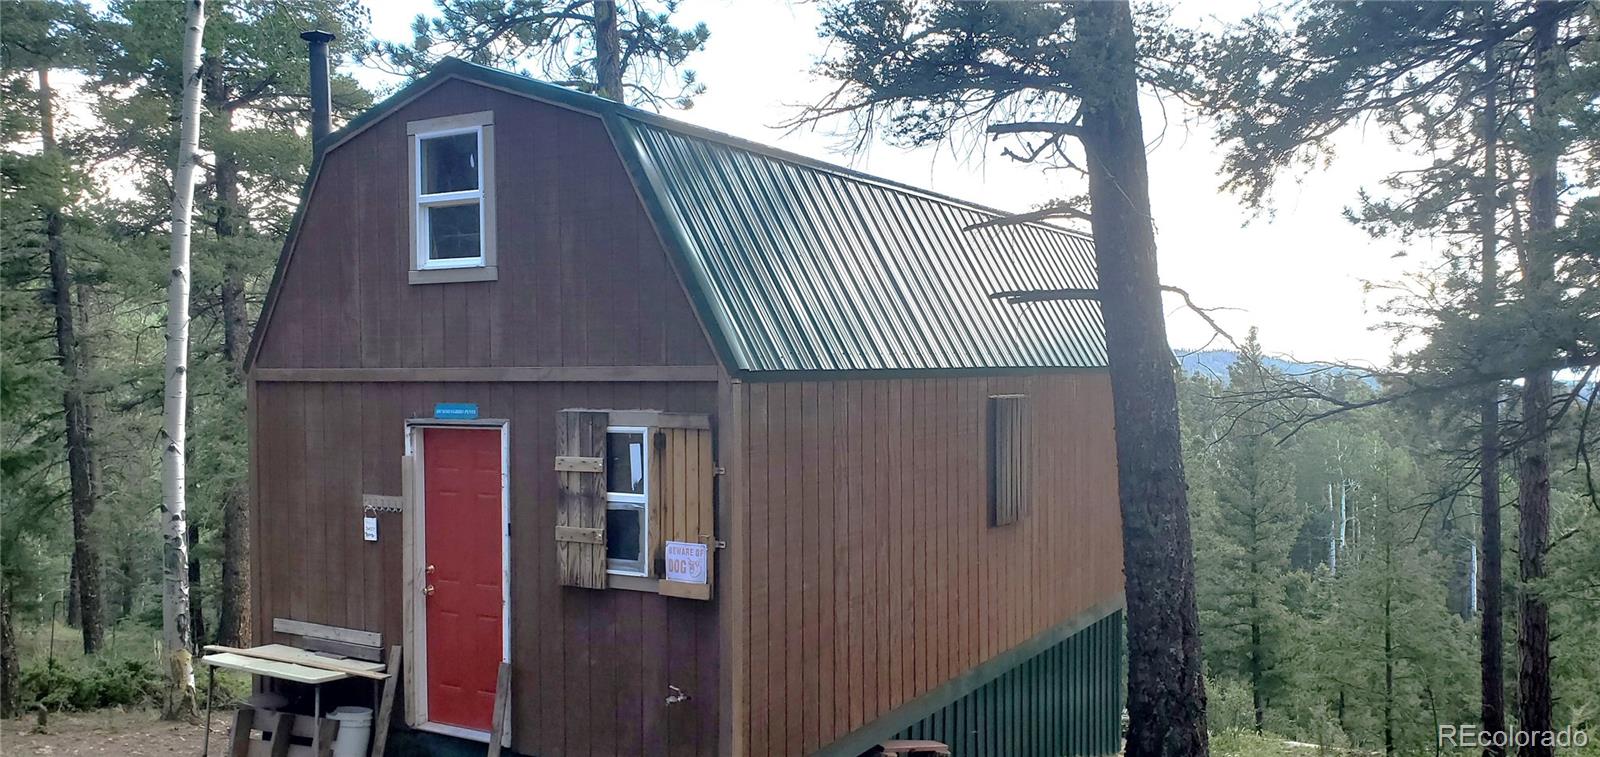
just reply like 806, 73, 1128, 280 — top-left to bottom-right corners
434, 402, 480, 420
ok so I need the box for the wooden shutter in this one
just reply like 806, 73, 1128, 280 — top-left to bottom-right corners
989, 395, 1031, 526
655, 427, 715, 600
556, 410, 608, 588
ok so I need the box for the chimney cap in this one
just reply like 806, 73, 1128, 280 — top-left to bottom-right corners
300, 30, 336, 43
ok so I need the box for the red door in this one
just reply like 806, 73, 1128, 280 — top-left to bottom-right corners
422, 427, 504, 733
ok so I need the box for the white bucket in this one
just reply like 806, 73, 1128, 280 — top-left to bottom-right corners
327, 706, 374, 757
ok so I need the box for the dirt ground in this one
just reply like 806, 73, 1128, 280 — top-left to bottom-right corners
2, 708, 228, 756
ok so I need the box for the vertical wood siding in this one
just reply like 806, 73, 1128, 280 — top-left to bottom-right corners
251, 380, 720, 757
252, 78, 717, 371
730, 373, 1123, 754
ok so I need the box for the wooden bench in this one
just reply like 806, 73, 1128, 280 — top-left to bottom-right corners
875, 739, 953, 756
271, 618, 400, 755
214, 618, 402, 757
272, 617, 384, 662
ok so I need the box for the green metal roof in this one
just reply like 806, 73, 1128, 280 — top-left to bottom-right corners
252, 58, 1107, 375
609, 115, 1106, 374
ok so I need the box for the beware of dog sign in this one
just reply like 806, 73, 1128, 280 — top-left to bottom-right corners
664, 541, 708, 585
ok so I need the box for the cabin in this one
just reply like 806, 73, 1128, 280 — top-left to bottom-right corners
245, 55, 1125, 757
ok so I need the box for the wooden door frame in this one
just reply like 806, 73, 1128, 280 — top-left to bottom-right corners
402, 418, 512, 744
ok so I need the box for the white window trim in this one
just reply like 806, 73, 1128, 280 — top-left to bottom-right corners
405, 110, 497, 285
414, 125, 486, 270
605, 425, 650, 577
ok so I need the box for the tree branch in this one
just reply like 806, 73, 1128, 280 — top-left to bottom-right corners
987, 120, 1083, 138
963, 204, 1090, 232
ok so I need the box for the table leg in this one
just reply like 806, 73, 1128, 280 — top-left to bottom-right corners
312, 686, 322, 754
202, 666, 216, 757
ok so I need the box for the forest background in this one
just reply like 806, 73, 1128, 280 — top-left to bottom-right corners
2, 1, 1595, 754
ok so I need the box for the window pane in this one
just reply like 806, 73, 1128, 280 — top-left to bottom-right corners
426, 203, 481, 260
421, 132, 478, 194
606, 432, 645, 494
606, 507, 643, 564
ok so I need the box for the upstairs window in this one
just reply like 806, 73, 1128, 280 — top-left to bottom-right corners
417, 130, 482, 265
406, 111, 497, 284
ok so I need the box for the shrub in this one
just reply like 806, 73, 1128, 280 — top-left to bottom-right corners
1206, 676, 1259, 733
20, 656, 162, 711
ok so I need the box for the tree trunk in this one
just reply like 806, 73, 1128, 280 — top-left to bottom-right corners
0, 585, 18, 718
1337, 689, 1346, 734
1429, 686, 1443, 757
39, 67, 105, 656
160, 0, 207, 722
1515, 8, 1557, 755
188, 523, 206, 649
215, 487, 249, 646
205, 55, 251, 650
208, 57, 248, 382
1327, 483, 1337, 575
116, 551, 135, 622
66, 562, 80, 628
1249, 607, 1263, 734
1339, 483, 1349, 555
1077, 3, 1208, 755
1384, 586, 1395, 757
1475, 30, 1506, 757
1248, 511, 1264, 733
592, 0, 624, 101
216, 488, 249, 646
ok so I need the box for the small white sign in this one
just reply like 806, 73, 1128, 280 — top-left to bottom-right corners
664, 541, 708, 584
363, 516, 379, 542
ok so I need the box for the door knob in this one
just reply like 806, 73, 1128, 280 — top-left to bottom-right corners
426, 564, 436, 575
423, 584, 435, 596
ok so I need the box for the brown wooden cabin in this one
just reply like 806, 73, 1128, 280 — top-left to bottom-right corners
246, 57, 1125, 757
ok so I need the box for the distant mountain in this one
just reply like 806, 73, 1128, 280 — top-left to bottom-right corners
1176, 349, 1363, 384
1179, 350, 1589, 394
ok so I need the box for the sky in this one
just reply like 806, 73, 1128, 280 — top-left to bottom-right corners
353, 0, 1436, 365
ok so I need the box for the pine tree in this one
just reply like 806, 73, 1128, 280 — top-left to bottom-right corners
1472, 26, 1509, 746
1515, 10, 1561, 749
1312, 445, 1476, 755
1199, 6, 1597, 748
0, 5, 76, 703
1182, 365, 1497, 750
797, 3, 1211, 752
1196, 331, 1304, 734
1542, 438, 1600, 732
200, 0, 369, 649
0, 0, 108, 656
93, 0, 372, 648
371, 0, 710, 108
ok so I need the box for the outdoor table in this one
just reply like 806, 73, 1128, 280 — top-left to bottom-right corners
198, 643, 388, 756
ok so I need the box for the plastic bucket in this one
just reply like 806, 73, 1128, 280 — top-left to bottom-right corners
327, 706, 373, 757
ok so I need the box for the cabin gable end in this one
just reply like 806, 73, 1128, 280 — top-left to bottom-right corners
250, 77, 719, 373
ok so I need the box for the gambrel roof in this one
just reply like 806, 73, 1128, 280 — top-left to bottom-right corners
249, 58, 1107, 375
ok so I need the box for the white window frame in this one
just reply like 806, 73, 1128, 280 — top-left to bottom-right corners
605, 425, 651, 577
406, 110, 496, 285
414, 125, 486, 270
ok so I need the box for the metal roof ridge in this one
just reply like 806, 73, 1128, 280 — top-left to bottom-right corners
421, 58, 1095, 243
617, 114, 1094, 242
